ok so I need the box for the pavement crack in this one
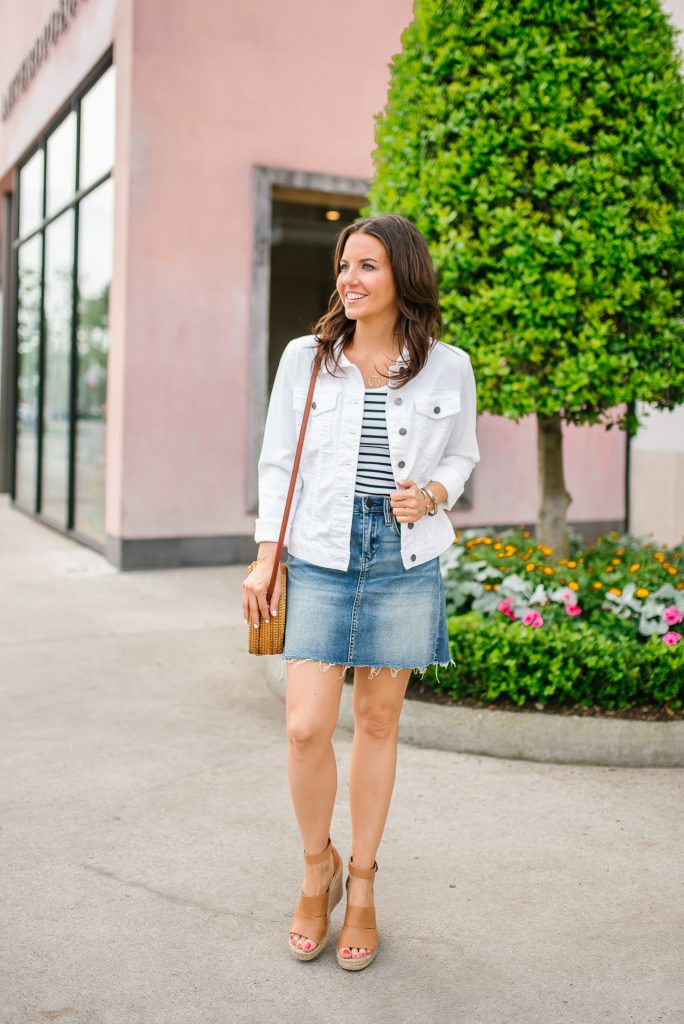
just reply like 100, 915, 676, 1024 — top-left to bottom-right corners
82, 863, 279, 925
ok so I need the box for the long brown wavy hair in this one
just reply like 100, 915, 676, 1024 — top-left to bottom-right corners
311, 214, 442, 389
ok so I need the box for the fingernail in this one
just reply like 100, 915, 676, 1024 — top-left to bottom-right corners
244, 618, 248, 625
272, 609, 277, 616
253, 622, 259, 629
264, 617, 270, 623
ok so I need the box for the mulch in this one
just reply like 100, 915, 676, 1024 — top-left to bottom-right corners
402, 680, 684, 722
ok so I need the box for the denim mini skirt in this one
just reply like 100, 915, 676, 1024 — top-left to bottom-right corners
281, 494, 452, 680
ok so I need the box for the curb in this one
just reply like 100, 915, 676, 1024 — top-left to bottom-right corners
264, 656, 684, 768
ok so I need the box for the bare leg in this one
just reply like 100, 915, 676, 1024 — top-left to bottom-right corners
340, 665, 411, 961
286, 660, 346, 953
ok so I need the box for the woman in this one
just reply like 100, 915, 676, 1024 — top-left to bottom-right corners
242, 214, 480, 970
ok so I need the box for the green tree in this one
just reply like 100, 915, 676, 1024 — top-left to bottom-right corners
368, 0, 684, 556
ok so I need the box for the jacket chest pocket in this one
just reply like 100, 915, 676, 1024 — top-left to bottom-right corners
413, 392, 461, 456
293, 386, 339, 447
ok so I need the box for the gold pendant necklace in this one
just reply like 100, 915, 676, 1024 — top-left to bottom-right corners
365, 371, 384, 388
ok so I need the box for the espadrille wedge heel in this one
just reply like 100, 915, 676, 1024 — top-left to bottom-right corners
288, 836, 343, 961
336, 856, 379, 971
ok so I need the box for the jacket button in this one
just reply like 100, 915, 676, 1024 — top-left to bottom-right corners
394, 397, 402, 405
312, 401, 317, 409
408, 522, 414, 529
398, 460, 405, 468
399, 427, 407, 435
433, 406, 440, 413
410, 553, 416, 561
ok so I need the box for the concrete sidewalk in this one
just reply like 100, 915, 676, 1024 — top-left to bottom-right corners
1, 495, 682, 1024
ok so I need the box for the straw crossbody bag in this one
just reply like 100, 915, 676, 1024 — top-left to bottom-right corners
245, 349, 322, 655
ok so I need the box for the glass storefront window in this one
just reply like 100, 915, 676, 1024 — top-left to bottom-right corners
12, 61, 115, 547
18, 149, 44, 239
42, 210, 74, 526
79, 66, 115, 189
74, 179, 113, 543
46, 111, 77, 217
15, 235, 42, 508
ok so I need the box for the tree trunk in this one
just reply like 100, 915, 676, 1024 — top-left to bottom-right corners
536, 413, 572, 559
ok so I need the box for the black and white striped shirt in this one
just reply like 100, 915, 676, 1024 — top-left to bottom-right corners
354, 386, 397, 496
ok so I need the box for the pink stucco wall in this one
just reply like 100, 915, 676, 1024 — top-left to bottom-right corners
1, 0, 626, 546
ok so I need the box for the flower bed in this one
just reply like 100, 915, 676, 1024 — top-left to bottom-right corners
423, 527, 684, 712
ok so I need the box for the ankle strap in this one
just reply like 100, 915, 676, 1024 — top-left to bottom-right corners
304, 836, 332, 863
348, 855, 378, 878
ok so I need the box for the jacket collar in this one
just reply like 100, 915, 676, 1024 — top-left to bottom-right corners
331, 338, 409, 373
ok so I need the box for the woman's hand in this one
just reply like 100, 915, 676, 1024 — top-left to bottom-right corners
242, 545, 282, 629
390, 479, 431, 523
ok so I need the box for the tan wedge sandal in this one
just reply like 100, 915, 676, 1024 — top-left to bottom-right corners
336, 856, 379, 971
288, 836, 343, 961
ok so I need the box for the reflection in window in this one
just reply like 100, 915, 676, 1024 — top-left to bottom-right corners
15, 236, 42, 508
18, 149, 44, 239
46, 112, 77, 217
13, 61, 115, 547
79, 66, 115, 189
75, 179, 113, 542
42, 211, 74, 526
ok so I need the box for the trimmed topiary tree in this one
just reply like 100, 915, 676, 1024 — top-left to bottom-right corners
368, 0, 684, 557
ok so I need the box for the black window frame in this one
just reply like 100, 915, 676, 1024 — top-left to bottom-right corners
9, 48, 114, 552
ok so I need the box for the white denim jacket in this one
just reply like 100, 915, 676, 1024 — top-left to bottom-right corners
254, 334, 480, 571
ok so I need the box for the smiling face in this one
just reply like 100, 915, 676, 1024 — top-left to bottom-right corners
336, 231, 398, 327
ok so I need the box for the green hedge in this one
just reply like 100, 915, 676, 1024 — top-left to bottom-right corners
421, 611, 684, 711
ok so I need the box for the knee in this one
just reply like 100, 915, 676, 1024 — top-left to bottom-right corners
286, 714, 331, 750
354, 698, 398, 741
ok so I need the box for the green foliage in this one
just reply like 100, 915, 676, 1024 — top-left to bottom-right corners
440, 526, 683, 641
420, 528, 684, 710
423, 611, 684, 709
368, 0, 684, 429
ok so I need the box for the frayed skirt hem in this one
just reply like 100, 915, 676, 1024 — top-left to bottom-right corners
279, 655, 456, 683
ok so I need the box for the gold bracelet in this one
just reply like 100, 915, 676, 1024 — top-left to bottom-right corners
419, 487, 434, 516
419, 485, 436, 516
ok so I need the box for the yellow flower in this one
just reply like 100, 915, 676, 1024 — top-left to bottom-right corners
676, 582, 684, 590
668, 567, 677, 576
543, 566, 554, 575
558, 559, 567, 566
522, 531, 530, 538
608, 587, 622, 596
616, 548, 624, 556
482, 537, 493, 545
567, 560, 577, 568
568, 581, 579, 591
484, 584, 492, 590
593, 582, 603, 589
493, 542, 502, 550
609, 531, 619, 539
654, 552, 665, 562
526, 563, 535, 571
605, 566, 614, 573
612, 558, 621, 565
629, 563, 640, 573
635, 588, 649, 598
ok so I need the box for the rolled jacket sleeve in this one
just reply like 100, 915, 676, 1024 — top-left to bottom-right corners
431, 354, 480, 511
254, 341, 303, 544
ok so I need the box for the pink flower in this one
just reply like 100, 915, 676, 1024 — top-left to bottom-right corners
522, 610, 543, 628
560, 590, 574, 603
565, 603, 582, 616
663, 605, 683, 626
662, 631, 681, 646
498, 598, 517, 620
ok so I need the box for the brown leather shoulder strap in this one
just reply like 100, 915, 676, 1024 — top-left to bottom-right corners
266, 346, 323, 605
